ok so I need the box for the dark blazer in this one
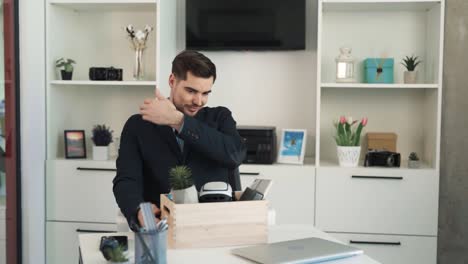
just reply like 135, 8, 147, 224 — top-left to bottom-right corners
113, 106, 246, 228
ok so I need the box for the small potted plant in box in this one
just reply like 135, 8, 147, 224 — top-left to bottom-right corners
334, 116, 368, 167
408, 152, 420, 168
91, 124, 113, 161
401, 55, 421, 84
169, 165, 198, 204
55, 57, 76, 80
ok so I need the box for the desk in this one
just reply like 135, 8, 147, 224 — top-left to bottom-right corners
79, 225, 380, 264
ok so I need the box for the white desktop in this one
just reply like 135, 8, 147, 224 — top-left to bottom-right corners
79, 225, 379, 264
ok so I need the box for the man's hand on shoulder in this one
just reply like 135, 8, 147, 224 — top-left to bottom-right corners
140, 88, 184, 130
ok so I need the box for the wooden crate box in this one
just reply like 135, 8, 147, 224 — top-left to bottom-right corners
160, 193, 268, 249
366, 132, 397, 152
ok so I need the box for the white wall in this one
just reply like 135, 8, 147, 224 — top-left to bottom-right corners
206, 50, 317, 157
19, 0, 46, 263
179, 0, 319, 157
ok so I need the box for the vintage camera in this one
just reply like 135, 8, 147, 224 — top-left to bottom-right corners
89, 67, 123, 81
364, 150, 401, 167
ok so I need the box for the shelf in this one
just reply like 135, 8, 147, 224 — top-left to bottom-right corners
49, 0, 156, 12
319, 159, 434, 170
50, 80, 156, 86
51, 157, 317, 167
321, 83, 438, 89
276, 156, 316, 167
322, 0, 441, 12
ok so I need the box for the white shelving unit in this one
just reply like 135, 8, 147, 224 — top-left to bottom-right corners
316, 0, 443, 169
45, 0, 178, 159
315, 1, 444, 263
45, 1, 178, 263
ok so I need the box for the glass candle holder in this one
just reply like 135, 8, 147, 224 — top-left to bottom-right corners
335, 47, 356, 83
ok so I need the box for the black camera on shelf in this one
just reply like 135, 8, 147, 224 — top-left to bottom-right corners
89, 67, 123, 81
364, 150, 401, 167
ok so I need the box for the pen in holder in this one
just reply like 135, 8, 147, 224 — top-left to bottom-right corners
135, 229, 167, 264
135, 202, 168, 264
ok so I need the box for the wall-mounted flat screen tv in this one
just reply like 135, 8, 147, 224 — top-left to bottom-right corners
186, 0, 306, 51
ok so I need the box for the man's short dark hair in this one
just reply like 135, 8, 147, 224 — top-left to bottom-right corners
172, 50, 216, 83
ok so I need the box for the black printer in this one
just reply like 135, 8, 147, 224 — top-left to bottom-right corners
237, 126, 276, 164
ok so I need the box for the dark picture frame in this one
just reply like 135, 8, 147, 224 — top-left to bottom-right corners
64, 130, 86, 159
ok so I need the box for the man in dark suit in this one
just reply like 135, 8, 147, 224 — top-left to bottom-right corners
113, 50, 246, 229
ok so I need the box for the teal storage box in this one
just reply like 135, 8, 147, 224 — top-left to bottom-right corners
364, 58, 394, 83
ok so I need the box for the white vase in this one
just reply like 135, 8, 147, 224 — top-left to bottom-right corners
337, 146, 361, 167
404, 71, 417, 84
92, 146, 109, 161
408, 160, 420, 169
172, 185, 199, 204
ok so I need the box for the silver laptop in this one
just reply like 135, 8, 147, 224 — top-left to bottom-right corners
232, 237, 363, 264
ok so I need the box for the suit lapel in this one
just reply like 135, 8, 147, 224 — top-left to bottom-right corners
159, 125, 183, 163
182, 109, 205, 163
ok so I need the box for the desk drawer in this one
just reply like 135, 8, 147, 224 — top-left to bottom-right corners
46, 221, 116, 264
46, 160, 119, 223
239, 164, 315, 225
316, 167, 438, 235
329, 232, 436, 264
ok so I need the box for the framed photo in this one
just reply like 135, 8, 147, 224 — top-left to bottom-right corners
64, 130, 86, 159
277, 129, 307, 164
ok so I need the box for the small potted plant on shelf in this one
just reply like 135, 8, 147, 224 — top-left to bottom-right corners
169, 165, 198, 204
91, 124, 113, 161
408, 152, 420, 168
334, 116, 368, 167
401, 55, 421, 84
55, 57, 76, 80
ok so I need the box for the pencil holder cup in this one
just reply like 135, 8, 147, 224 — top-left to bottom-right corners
134, 230, 167, 264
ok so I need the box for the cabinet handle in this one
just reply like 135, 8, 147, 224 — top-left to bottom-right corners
352, 175, 403, 180
76, 229, 115, 233
239, 172, 260, 176
350, 240, 401, 246
77, 167, 117, 172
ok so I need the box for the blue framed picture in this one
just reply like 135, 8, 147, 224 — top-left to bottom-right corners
278, 129, 307, 164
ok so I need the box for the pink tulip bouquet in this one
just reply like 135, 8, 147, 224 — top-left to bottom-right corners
334, 116, 368, 146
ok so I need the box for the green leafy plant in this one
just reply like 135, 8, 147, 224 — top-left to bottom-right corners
106, 245, 128, 263
91, 124, 113, 146
169, 165, 193, 190
409, 152, 420, 161
55, 57, 76, 72
401, 55, 421, 71
334, 116, 368, 146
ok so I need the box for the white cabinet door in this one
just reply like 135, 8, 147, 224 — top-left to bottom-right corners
47, 160, 119, 223
47, 221, 116, 264
329, 232, 437, 264
240, 164, 315, 225
316, 167, 439, 235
